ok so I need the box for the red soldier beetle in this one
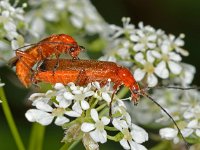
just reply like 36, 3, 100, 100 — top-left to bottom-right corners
33, 59, 140, 105
9, 34, 84, 87
33, 59, 190, 149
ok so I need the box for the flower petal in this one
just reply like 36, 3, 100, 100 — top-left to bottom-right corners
72, 102, 82, 114
59, 99, 72, 108
161, 44, 169, 54
169, 52, 182, 61
81, 123, 95, 132
147, 73, 158, 87
102, 92, 111, 103
130, 35, 139, 42
147, 34, 157, 41
181, 128, 193, 137
134, 53, 145, 64
63, 92, 74, 100
134, 43, 145, 51
155, 61, 169, 79
168, 61, 182, 75
55, 116, 69, 126
134, 68, 145, 81
119, 139, 130, 149
90, 129, 107, 143
196, 129, 200, 137
54, 83, 65, 90
101, 117, 110, 125
159, 128, 178, 140
129, 141, 147, 150
147, 51, 155, 63
35, 101, 53, 112
112, 118, 128, 131
183, 111, 194, 119
91, 109, 99, 122
187, 119, 198, 128
81, 100, 90, 110
65, 111, 81, 117
25, 109, 54, 125
147, 42, 156, 49
84, 91, 94, 97
131, 124, 148, 143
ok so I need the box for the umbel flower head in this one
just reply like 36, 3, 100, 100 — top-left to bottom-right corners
26, 0, 107, 38
25, 82, 148, 150
103, 17, 192, 87
0, 0, 27, 63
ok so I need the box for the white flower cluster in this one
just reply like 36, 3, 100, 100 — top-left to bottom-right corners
26, 0, 107, 38
105, 17, 193, 87
0, 0, 27, 62
25, 82, 148, 149
158, 89, 200, 144
131, 88, 200, 144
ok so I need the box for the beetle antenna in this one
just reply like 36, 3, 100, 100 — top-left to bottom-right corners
139, 91, 189, 150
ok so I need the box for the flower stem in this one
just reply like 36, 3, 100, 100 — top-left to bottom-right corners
28, 123, 45, 150
0, 87, 25, 150
117, 87, 129, 99
59, 142, 73, 150
60, 138, 81, 150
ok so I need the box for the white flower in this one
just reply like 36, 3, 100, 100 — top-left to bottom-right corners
113, 100, 132, 125
29, 90, 55, 106
0, 0, 26, 62
110, 17, 135, 39
81, 109, 110, 143
174, 63, 196, 86
163, 34, 188, 56
68, 83, 94, 111
153, 43, 182, 75
25, 100, 70, 126
92, 80, 113, 103
112, 117, 128, 131
119, 123, 148, 150
27, 0, 107, 36
134, 52, 159, 87
130, 22, 157, 52
185, 119, 200, 137
159, 128, 178, 140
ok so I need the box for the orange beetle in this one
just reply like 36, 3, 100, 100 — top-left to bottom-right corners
9, 34, 84, 87
34, 59, 140, 104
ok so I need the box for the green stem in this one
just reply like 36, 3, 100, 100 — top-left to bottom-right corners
28, 123, 45, 150
0, 87, 25, 150
117, 87, 129, 99
68, 138, 81, 150
59, 142, 74, 150
59, 138, 81, 150
96, 102, 107, 112
107, 132, 123, 142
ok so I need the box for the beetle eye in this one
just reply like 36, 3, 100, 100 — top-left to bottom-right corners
133, 89, 137, 94
69, 47, 75, 52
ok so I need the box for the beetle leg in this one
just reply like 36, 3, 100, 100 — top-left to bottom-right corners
75, 69, 88, 86
53, 53, 60, 74
109, 90, 117, 117
16, 50, 35, 61
109, 82, 122, 117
